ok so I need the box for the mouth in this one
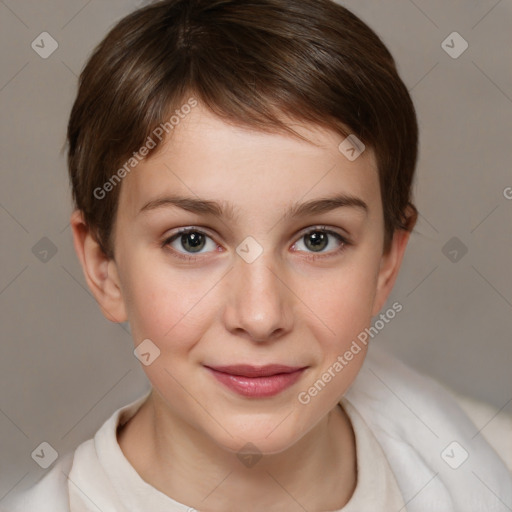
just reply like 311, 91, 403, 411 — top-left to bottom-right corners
204, 364, 308, 398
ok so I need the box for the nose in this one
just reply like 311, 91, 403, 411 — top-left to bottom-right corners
223, 251, 293, 343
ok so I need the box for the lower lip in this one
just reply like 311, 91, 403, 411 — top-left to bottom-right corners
206, 368, 306, 398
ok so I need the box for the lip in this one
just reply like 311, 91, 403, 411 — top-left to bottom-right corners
204, 364, 307, 398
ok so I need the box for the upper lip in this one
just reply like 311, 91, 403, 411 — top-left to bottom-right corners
205, 364, 306, 378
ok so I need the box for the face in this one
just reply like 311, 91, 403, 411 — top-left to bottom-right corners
85, 103, 405, 455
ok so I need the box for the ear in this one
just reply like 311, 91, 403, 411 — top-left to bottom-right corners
371, 207, 417, 316
70, 210, 127, 323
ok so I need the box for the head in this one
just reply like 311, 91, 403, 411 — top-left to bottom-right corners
69, 0, 418, 454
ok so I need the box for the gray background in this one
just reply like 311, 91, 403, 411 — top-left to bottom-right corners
1, 0, 511, 498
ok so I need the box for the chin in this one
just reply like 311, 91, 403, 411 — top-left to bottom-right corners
209, 416, 308, 457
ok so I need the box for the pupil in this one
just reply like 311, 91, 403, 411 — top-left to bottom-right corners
305, 231, 327, 252
182, 232, 205, 252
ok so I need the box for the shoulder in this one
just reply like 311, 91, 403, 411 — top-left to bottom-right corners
350, 344, 511, 461
1, 392, 151, 512
450, 390, 512, 471
345, 344, 512, 511
1, 451, 74, 512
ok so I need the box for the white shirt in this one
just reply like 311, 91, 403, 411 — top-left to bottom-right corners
0, 391, 404, 511
2, 345, 511, 511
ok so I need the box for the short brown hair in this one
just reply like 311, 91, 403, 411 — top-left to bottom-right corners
67, 0, 418, 257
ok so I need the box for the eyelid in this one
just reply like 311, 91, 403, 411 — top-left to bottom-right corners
294, 224, 350, 243
161, 226, 218, 248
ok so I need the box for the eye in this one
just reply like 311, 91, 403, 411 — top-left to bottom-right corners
291, 226, 349, 258
162, 225, 349, 262
162, 227, 218, 258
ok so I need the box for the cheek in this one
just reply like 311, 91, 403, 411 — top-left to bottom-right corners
292, 259, 379, 409
120, 256, 218, 350
296, 256, 380, 347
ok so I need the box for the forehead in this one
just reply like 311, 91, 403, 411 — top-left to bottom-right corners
117, 103, 380, 220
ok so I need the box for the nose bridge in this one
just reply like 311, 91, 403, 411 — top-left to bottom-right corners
224, 243, 292, 341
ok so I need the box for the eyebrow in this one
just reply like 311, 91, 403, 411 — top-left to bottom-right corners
138, 193, 368, 220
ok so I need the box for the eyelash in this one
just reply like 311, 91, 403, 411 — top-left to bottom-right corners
161, 226, 350, 262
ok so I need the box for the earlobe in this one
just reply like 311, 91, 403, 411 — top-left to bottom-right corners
70, 210, 127, 323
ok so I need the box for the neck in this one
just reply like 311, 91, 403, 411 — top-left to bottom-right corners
118, 391, 357, 512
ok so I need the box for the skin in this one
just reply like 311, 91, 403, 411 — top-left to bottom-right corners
71, 102, 415, 511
